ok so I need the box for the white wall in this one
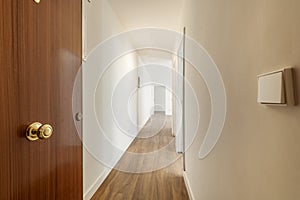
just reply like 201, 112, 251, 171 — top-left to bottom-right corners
154, 86, 166, 112
83, 0, 138, 199
153, 85, 172, 115
137, 63, 154, 131
182, 0, 300, 199
173, 44, 184, 152
165, 89, 172, 116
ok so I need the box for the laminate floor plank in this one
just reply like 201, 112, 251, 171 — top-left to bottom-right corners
92, 113, 189, 200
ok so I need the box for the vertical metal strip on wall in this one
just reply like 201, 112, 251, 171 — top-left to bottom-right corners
182, 27, 186, 171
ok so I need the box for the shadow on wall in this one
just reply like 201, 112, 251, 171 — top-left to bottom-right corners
292, 67, 299, 105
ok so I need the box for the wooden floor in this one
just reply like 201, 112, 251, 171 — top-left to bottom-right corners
92, 113, 189, 200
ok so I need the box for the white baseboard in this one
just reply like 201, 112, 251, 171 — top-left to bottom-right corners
83, 167, 111, 200
183, 171, 195, 200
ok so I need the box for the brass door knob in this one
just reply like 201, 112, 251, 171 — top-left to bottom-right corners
26, 122, 53, 141
38, 124, 53, 139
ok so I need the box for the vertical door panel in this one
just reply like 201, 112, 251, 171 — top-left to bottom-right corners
0, 0, 82, 199
0, 0, 19, 199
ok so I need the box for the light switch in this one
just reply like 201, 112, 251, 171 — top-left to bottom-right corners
258, 71, 285, 104
257, 67, 295, 106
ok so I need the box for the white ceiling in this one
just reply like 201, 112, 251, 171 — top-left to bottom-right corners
108, 0, 184, 31
137, 49, 173, 66
108, 0, 184, 65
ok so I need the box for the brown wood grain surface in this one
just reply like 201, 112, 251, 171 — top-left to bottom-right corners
92, 114, 189, 200
0, 0, 82, 199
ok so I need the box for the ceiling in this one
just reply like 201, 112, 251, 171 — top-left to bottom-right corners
108, 0, 184, 65
108, 0, 184, 31
137, 49, 173, 66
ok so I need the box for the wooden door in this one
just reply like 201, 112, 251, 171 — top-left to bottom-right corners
0, 0, 82, 199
